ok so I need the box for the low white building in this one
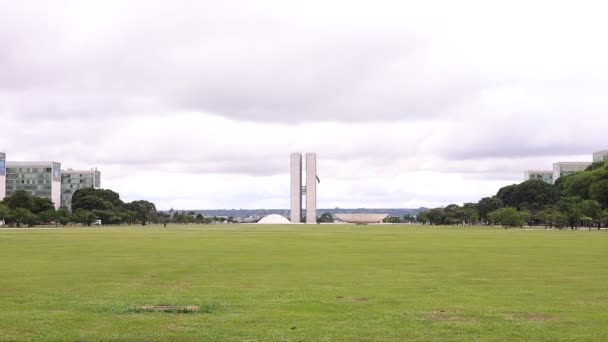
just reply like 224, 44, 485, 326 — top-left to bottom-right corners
552, 162, 591, 183
524, 170, 553, 184
593, 150, 608, 163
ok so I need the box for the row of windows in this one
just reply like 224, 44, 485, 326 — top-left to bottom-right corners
6, 189, 52, 197
62, 174, 94, 178
6, 174, 50, 180
6, 167, 53, 173
62, 179, 94, 184
7, 184, 52, 191
6, 179, 53, 185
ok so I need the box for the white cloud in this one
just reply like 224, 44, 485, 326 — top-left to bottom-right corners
1, 0, 607, 209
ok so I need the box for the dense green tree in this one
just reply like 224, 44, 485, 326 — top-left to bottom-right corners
0, 204, 10, 223
3, 190, 35, 211
71, 209, 97, 226
585, 161, 606, 172
176, 212, 193, 224
126, 200, 157, 225
72, 195, 110, 212
38, 210, 59, 224
10, 208, 37, 227
426, 208, 446, 225
558, 197, 583, 230
32, 197, 55, 214
383, 216, 402, 223
56, 208, 71, 226
589, 179, 608, 208
496, 180, 559, 210
72, 188, 124, 210
417, 211, 429, 225
560, 172, 595, 199
476, 197, 504, 224
580, 199, 603, 229
487, 207, 524, 228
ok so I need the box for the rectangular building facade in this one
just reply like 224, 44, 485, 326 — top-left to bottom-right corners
61, 169, 101, 209
552, 162, 591, 182
290, 153, 302, 223
305, 153, 317, 224
524, 170, 553, 184
0, 152, 6, 200
5, 161, 62, 209
593, 150, 608, 163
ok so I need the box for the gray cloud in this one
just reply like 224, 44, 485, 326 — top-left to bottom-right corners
2, 0, 608, 209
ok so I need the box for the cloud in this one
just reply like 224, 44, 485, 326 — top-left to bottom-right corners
1, 0, 608, 209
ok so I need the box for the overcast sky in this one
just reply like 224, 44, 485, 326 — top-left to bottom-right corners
1, 0, 607, 210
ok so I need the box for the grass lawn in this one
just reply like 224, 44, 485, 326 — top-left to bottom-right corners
1, 225, 607, 341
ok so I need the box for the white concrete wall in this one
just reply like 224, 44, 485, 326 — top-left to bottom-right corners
593, 150, 608, 162
0, 175, 5, 201
305, 153, 317, 224
290, 153, 302, 223
0, 152, 5, 200
51, 180, 61, 209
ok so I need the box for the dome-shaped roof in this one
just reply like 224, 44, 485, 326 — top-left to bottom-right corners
257, 214, 291, 224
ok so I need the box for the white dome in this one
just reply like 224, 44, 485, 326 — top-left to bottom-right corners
257, 214, 291, 224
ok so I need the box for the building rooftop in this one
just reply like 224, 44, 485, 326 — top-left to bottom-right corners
62, 168, 99, 173
6, 161, 59, 166
553, 162, 592, 165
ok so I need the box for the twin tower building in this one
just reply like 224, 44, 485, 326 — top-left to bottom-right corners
290, 153, 318, 224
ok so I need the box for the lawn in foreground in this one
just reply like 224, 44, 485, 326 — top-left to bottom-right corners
1, 225, 607, 341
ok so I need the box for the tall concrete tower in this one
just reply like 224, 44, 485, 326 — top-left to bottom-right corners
290, 153, 302, 223
305, 153, 317, 224
0, 152, 5, 201
290, 152, 318, 224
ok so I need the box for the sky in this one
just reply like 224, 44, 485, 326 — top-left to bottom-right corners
1, 0, 608, 210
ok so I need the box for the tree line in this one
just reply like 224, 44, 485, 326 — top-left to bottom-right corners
412, 161, 608, 229
0, 188, 157, 227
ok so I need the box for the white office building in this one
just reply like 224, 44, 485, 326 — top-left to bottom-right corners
5, 161, 62, 209
552, 162, 591, 182
593, 150, 608, 163
524, 170, 553, 184
61, 169, 101, 209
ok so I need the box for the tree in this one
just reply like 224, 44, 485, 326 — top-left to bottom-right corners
426, 208, 446, 225
487, 207, 524, 228
72, 188, 124, 210
477, 197, 504, 224
0, 204, 10, 223
10, 208, 37, 227
72, 195, 109, 212
4, 190, 35, 211
56, 208, 71, 226
126, 200, 157, 225
71, 209, 97, 226
580, 199, 603, 230
496, 180, 559, 210
383, 216, 402, 223
560, 172, 595, 199
417, 211, 429, 225
558, 197, 583, 230
39, 210, 59, 225
176, 212, 193, 224
589, 179, 608, 209
32, 197, 55, 214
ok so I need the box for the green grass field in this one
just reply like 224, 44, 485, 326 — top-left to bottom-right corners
1, 225, 607, 341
